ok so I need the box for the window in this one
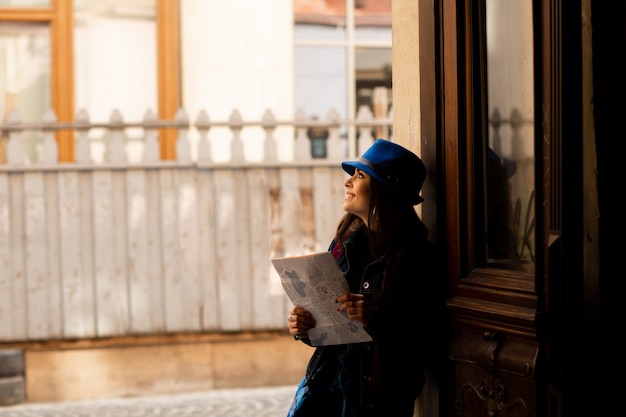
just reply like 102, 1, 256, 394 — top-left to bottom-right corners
0, 0, 179, 162
421, 0, 537, 306
0, 0, 73, 161
293, 0, 392, 158
0, 21, 50, 163
481, 0, 535, 273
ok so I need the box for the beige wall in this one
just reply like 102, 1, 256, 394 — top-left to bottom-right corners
391, 1, 421, 156
180, 0, 295, 162
24, 332, 310, 402
392, 0, 424, 225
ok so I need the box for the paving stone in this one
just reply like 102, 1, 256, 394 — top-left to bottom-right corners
0, 386, 296, 417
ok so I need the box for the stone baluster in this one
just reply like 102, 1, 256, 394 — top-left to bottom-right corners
174, 108, 191, 163
229, 109, 245, 162
143, 109, 159, 163
75, 109, 92, 164
262, 109, 277, 162
294, 108, 310, 161
39, 109, 59, 165
325, 108, 342, 160
356, 105, 375, 154
5, 111, 24, 166
195, 109, 212, 163
108, 110, 126, 164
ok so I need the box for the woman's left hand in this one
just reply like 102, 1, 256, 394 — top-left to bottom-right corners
337, 293, 370, 326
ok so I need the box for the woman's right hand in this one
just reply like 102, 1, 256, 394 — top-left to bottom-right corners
287, 306, 316, 339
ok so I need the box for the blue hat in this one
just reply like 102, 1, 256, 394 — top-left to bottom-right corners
342, 139, 426, 205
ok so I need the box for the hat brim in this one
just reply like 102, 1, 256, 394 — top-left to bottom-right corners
342, 161, 424, 205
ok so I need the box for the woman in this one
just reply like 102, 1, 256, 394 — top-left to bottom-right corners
286, 139, 439, 417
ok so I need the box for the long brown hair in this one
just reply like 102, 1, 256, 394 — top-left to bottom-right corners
334, 176, 428, 258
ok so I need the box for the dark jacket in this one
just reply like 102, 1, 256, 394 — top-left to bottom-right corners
296, 225, 437, 416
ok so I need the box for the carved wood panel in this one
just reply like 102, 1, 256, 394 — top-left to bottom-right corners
449, 323, 538, 417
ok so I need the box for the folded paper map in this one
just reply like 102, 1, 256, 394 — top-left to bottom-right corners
271, 251, 373, 346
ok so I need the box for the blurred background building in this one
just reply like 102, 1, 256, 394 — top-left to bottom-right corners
0, 0, 393, 162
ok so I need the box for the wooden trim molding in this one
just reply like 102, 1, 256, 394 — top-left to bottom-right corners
51, 0, 75, 162
0, 8, 54, 21
157, 0, 181, 160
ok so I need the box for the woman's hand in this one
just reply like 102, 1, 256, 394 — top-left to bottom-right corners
337, 293, 370, 326
287, 306, 316, 339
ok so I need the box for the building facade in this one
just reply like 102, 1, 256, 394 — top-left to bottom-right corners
1, 0, 393, 162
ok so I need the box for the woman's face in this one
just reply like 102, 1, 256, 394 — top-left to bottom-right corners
342, 169, 371, 225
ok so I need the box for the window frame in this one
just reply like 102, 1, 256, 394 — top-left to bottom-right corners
421, 0, 539, 309
293, 0, 392, 159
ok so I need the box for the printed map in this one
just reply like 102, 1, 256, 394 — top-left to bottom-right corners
272, 252, 373, 346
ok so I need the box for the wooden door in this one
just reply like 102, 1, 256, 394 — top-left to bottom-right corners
418, 0, 575, 416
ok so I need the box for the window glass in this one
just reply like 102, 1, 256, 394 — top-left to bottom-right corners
294, 45, 347, 120
485, 0, 535, 273
355, 47, 391, 111
0, 22, 50, 163
294, 22, 346, 41
294, 0, 391, 158
354, 0, 391, 42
